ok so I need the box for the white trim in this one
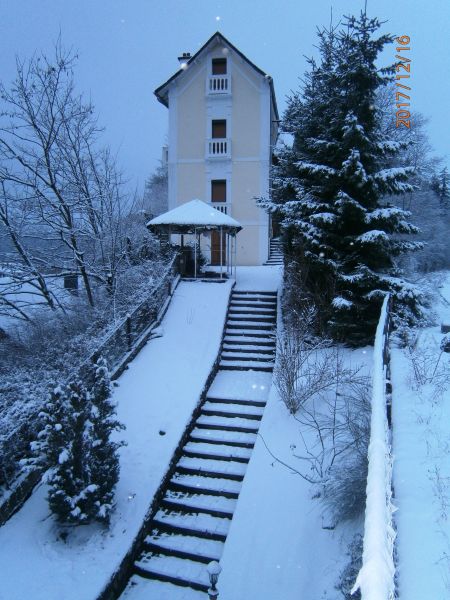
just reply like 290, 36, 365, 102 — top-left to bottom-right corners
259, 78, 271, 263
167, 86, 178, 211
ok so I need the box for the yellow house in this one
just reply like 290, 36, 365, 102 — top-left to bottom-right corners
154, 32, 279, 266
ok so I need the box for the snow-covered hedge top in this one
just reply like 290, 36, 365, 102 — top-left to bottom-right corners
352, 294, 396, 600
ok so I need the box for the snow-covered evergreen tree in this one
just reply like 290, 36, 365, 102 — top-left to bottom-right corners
35, 363, 124, 525
264, 13, 423, 344
435, 167, 450, 207
86, 357, 125, 523
46, 380, 93, 523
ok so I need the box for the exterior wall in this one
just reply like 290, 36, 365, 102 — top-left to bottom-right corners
165, 37, 274, 265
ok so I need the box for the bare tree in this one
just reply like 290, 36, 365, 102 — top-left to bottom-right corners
0, 42, 131, 315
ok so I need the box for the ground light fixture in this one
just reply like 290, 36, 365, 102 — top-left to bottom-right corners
206, 560, 222, 598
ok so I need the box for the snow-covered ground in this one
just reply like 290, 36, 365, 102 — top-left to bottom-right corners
392, 272, 450, 600
218, 345, 373, 597
0, 280, 232, 600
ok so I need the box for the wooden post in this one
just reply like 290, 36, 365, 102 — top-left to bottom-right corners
126, 314, 132, 353
220, 226, 223, 279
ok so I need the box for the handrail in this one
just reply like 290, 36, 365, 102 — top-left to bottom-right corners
352, 294, 396, 600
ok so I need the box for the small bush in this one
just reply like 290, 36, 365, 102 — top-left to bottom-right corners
336, 534, 363, 600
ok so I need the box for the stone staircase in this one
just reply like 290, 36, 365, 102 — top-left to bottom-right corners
264, 237, 283, 265
122, 289, 277, 598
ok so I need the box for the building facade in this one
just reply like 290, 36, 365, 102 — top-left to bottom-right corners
154, 32, 278, 266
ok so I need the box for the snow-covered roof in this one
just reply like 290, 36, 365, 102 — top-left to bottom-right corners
147, 199, 242, 233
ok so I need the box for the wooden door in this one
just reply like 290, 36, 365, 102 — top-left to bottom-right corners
211, 230, 227, 266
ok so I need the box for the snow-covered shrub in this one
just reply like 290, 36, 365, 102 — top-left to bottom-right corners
320, 383, 371, 523
44, 380, 94, 524
37, 360, 125, 525
336, 534, 363, 600
405, 332, 450, 401
86, 358, 125, 523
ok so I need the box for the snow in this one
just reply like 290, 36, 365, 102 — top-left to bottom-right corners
218, 346, 374, 600
0, 279, 232, 600
357, 230, 389, 244
234, 265, 282, 291
147, 198, 241, 229
391, 272, 450, 600
352, 294, 396, 600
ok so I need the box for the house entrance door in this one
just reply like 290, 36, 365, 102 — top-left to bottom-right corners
211, 230, 226, 266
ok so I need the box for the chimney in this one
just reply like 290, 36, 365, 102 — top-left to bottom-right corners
178, 52, 191, 67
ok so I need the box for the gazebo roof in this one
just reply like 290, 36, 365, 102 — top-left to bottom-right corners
147, 199, 242, 234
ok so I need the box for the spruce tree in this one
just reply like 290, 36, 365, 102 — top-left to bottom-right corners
266, 12, 423, 344
36, 366, 125, 525
86, 357, 125, 523
46, 380, 92, 523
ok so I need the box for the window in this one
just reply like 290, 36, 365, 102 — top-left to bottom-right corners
212, 119, 226, 139
211, 180, 226, 203
212, 58, 227, 75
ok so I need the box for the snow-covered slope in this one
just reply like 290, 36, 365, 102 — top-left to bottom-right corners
392, 272, 450, 600
0, 280, 232, 600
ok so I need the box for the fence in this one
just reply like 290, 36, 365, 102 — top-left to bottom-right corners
77, 254, 180, 386
352, 294, 396, 600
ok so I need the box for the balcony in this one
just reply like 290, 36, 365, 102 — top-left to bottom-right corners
206, 138, 231, 159
207, 75, 231, 95
209, 201, 232, 215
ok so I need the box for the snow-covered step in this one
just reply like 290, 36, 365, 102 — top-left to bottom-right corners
170, 472, 242, 497
190, 427, 257, 446
202, 401, 264, 418
206, 396, 266, 408
164, 490, 237, 515
221, 351, 275, 363
154, 509, 231, 540
135, 554, 209, 591
145, 531, 224, 563
224, 333, 275, 343
227, 317, 274, 326
219, 359, 274, 372
196, 413, 260, 433
223, 334, 275, 344
229, 307, 276, 316
228, 313, 275, 324
222, 343, 275, 352
177, 456, 247, 479
123, 576, 206, 600
184, 440, 253, 460
232, 290, 277, 296
162, 499, 233, 520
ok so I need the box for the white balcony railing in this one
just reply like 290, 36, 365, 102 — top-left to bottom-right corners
209, 202, 231, 215
206, 138, 231, 159
207, 75, 231, 95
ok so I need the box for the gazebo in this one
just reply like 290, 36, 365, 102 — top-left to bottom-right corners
147, 199, 242, 278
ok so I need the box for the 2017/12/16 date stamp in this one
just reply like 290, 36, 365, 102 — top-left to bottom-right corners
396, 35, 411, 128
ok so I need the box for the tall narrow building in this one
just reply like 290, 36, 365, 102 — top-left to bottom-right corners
154, 32, 278, 266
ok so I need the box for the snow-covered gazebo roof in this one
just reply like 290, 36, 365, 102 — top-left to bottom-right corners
146, 199, 242, 234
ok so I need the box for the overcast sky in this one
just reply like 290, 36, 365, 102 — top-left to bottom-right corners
1, 0, 449, 193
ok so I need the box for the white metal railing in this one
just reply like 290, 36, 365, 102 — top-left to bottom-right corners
206, 138, 231, 159
207, 75, 231, 95
352, 294, 396, 600
208, 202, 231, 215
